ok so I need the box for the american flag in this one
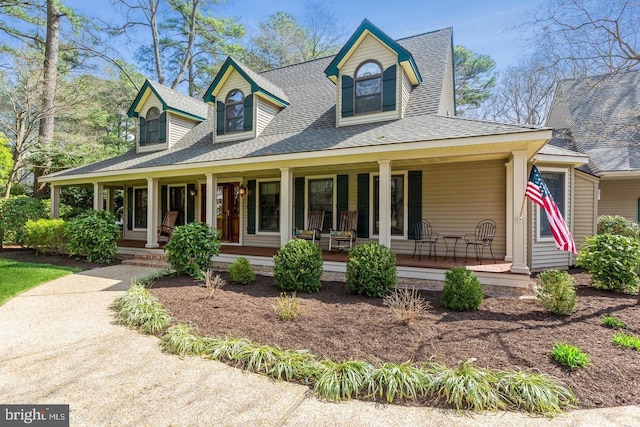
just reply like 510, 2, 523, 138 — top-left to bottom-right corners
525, 165, 577, 254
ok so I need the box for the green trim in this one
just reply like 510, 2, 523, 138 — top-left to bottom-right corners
203, 57, 290, 107
407, 170, 422, 239
126, 187, 133, 231
337, 175, 349, 221
637, 198, 640, 223
186, 183, 196, 223
324, 19, 422, 84
357, 173, 369, 238
294, 177, 305, 229
127, 80, 206, 121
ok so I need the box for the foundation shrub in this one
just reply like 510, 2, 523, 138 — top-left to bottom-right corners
66, 210, 121, 263
441, 267, 483, 311
273, 239, 323, 292
24, 218, 68, 254
0, 196, 48, 246
164, 222, 221, 279
228, 257, 255, 285
536, 269, 577, 315
597, 215, 640, 239
346, 242, 397, 297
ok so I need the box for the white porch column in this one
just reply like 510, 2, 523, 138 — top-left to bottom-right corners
280, 167, 293, 246
504, 160, 513, 262
510, 150, 530, 274
106, 187, 115, 215
93, 182, 104, 211
205, 173, 218, 229
145, 177, 159, 248
378, 160, 392, 248
50, 185, 60, 219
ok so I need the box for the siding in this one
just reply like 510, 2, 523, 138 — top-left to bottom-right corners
256, 98, 280, 136
573, 172, 598, 250
168, 114, 197, 147
137, 94, 166, 153
214, 70, 255, 143
598, 179, 640, 222
401, 70, 411, 118
338, 34, 400, 127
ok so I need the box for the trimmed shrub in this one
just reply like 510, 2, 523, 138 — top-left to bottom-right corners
346, 241, 397, 297
551, 343, 590, 370
228, 257, 256, 285
66, 210, 121, 263
576, 234, 640, 293
536, 269, 577, 315
24, 218, 67, 254
273, 239, 323, 292
597, 215, 640, 239
0, 196, 48, 246
441, 267, 483, 311
164, 222, 221, 279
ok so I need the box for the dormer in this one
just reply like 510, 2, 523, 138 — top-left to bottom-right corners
127, 80, 209, 153
203, 57, 290, 143
324, 19, 422, 127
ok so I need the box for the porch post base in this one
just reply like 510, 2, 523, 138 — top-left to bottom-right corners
510, 264, 530, 275
145, 243, 160, 249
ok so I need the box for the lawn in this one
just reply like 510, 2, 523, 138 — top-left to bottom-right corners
0, 257, 80, 305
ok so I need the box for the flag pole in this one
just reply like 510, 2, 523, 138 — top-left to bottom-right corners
518, 161, 535, 221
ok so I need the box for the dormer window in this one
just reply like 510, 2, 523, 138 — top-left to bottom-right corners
354, 61, 382, 114
225, 89, 245, 132
145, 107, 161, 142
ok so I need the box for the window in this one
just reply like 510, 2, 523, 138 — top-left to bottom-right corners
225, 89, 244, 132
145, 107, 161, 143
133, 188, 148, 229
169, 186, 186, 226
373, 174, 405, 236
308, 178, 334, 232
354, 61, 382, 114
539, 172, 565, 238
259, 181, 280, 232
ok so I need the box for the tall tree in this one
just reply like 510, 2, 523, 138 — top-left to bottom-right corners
453, 45, 497, 117
0, 0, 46, 52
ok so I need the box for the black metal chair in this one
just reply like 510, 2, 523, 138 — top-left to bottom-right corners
464, 219, 497, 263
412, 220, 438, 261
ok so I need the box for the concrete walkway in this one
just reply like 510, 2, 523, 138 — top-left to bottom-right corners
1, 265, 638, 427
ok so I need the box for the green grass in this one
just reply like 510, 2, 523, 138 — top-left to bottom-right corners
612, 333, 640, 351
0, 257, 80, 305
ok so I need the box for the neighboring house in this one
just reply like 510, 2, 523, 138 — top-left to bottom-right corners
547, 70, 640, 225
42, 19, 592, 287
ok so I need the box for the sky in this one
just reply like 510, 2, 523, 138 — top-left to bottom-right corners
66, 0, 543, 73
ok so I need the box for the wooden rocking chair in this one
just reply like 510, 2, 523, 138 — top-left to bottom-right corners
157, 211, 179, 241
295, 211, 325, 243
329, 210, 358, 252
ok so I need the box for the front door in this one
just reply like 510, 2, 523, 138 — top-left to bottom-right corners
216, 183, 240, 242
168, 185, 186, 226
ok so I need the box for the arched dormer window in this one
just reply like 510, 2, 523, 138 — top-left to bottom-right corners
225, 89, 244, 132
354, 61, 382, 114
145, 107, 161, 143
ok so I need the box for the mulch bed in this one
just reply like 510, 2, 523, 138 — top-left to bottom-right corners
3, 248, 638, 409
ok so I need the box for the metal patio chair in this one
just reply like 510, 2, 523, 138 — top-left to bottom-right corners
464, 219, 497, 263
412, 220, 438, 261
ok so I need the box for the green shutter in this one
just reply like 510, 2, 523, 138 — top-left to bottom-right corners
341, 75, 354, 117
138, 117, 146, 146
638, 198, 640, 223
126, 187, 133, 230
159, 111, 167, 142
407, 170, 422, 239
357, 173, 369, 238
247, 180, 256, 234
216, 101, 225, 135
160, 185, 167, 222
382, 65, 397, 111
294, 177, 305, 229
337, 174, 349, 221
243, 94, 253, 132
186, 183, 195, 223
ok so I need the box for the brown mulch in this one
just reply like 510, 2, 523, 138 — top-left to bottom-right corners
0, 247, 120, 271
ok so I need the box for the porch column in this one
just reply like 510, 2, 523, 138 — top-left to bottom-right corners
145, 177, 159, 248
50, 185, 60, 219
504, 160, 513, 262
106, 187, 115, 215
93, 182, 104, 211
280, 167, 293, 246
378, 160, 392, 248
510, 150, 529, 274
205, 173, 217, 230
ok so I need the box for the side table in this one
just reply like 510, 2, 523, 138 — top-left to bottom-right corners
443, 235, 462, 261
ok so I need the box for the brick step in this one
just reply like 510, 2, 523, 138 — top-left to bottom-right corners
122, 258, 171, 268
131, 252, 168, 261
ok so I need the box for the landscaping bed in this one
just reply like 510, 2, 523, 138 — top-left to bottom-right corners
0, 247, 119, 271
149, 270, 640, 410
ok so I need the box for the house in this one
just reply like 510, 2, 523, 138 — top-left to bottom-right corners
41, 19, 593, 289
547, 70, 640, 224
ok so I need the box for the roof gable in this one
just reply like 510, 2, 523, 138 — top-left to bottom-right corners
202, 57, 290, 107
127, 80, 208, 121
324, 18, 422, 85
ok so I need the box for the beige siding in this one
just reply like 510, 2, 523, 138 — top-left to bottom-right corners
168, 114, 197, 146
598, 179, 640, 221
256, 98, 280, 136
438, 46, 455, 116
401, 70, 411, 117
573, 172, 598, 250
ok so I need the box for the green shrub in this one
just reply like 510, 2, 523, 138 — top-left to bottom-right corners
164, 222, 221, 279
314, 359, 374, 401
66, 210, 121, 263
273, 239, 323, 292
113, 284, 172, 334
576, 234, 640, 293
345, 241, 397, 297
24, 218, 67, 254
369, 362, 429, 403
612, 333, 640, 351
602, 314, 626, 330
0, 196, 48, 246
551, 343, 590, 370
536, 269, 577, 315
441, 267, 483, 311
597, 215, 640, 239
228, 257, 255, 284
495, 369, 576, 415
161, 324, 208, 356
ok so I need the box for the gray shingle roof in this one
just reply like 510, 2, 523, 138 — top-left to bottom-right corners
147, 80, 209, 120
228, 57, 290, 104
50, 27, 544, 179
547, 70, 640, 173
